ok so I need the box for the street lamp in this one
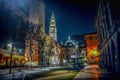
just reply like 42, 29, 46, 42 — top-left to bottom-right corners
75, 42, 78, 65
7, 43, 14, 73
45, 46, 49, 67
7, 43, 12, 49
18, 49, 22, 72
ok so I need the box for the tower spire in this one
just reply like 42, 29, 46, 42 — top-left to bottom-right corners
51, 11, 55, 19
49, 12, 57, 41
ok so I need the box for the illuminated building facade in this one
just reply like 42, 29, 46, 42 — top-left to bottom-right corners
0, 48, 27, 68
25, 9, 60, 66
59, 45, 66, 65
49, 12, 57, 41
40, 34, 60, 67
48, 12, 60, 66
95, 0, 120, 73
59, 36, 75, 66
49, 40, 60, 66
84, 33, 99, 64
60, 36, 86, 66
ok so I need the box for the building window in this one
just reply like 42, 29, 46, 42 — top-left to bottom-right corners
89, 36, 92, 40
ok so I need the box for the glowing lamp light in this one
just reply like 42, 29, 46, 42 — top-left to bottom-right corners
22, 61, 24, 63
91, 50, 98, 56
82, 57, 87, 61
19, 49, 22, 53
25, 57, 28, 62
7, 43, 12, 48
63, 60, 66, 63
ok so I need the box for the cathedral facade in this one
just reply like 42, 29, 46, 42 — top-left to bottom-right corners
48, 12, 60, 66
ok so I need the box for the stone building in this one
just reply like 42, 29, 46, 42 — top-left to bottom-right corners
60, 36, 86, 66
84, 33, 99, 64
48, 12, 60, 66
25, 10, 60, 67
25, 0, 45, 66
95, 0, 120, 73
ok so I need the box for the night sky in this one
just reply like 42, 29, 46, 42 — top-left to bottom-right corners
45, 0, 99, 42
0, 0, 99, 44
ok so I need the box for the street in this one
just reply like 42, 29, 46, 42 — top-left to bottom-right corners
0, 65, 117, 80
74, 64, 116, 80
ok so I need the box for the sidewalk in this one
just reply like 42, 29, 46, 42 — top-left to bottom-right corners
73, 64, 113, 80
0, 67, 28, 75
0, 66, 65, 80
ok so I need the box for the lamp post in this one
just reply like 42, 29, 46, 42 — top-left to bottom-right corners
18, 49, 22, 72
45, 46, 49, 67
7, 43, 14, 73
75, 41, 78, 65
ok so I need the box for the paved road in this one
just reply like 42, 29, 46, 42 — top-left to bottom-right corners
73, 64, 115, 80
1, 65, 118, 80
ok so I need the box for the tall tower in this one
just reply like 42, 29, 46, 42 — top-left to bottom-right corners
49, 12, 57, 41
